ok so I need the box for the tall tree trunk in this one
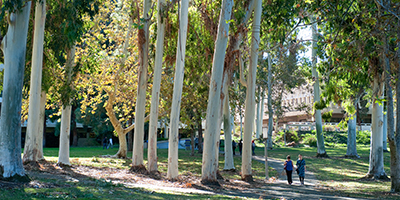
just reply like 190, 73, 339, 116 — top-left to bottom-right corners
223, 73, 235, 170
201, 0, 233, 183
167, 0, 189, 179
132, 0, 151, 168
58, 46, 75, 165
23, 0, 46, 163
241, 0, 262, 182
266, 47, 273, 149
147, 0, 166, 173
346, 114, 359, 157
190, 125, 195, 156
0, 2, 31, 181
255, 86, 261, 139
311, 15, 327, 157
367, 71, 387, 179
389, 20, 400, 192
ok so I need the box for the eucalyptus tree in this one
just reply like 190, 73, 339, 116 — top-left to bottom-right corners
76, 0, 142, 159
201, 0, 233, 183
0, 0, 31, 181
147, 0, 167, 173
167, 0, 189, 179
23, 0, 47, 163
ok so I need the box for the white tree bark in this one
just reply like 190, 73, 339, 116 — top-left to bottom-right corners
39, 91, 47, 147
132, 0, 151, 167
23, 0, 46, 163
58, 46, 76, 165
242, 0, 262, 181
201, 0, 233, 182
311, 15, 326, 156
346, 114, 359, 157
223, 73, 235, 170
147, 0, 166, 173
0, 1, 31, 180
167, 0, 189, 179
260, 89, 265, 137
367, 73, 386, 179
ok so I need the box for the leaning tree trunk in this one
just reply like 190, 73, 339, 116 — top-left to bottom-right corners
0, 2, 31, 181
223, 73, 235, 170
201, 0, 233, 184
311, 15, 327, 157
132, 0, 151, 169
266, 49, 274, 149
58, 46, 76, 165
259, 88, 265, 137
367, 72, 387, 179
23, 0, 46, 163
167, 0, 189, 180
242, 0, 262, 182
147, 0, 166, 173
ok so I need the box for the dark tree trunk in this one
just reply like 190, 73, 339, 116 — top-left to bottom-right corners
71, 104, 78, 147
128, 118, 133, 151
198, 117, 203, 154
191, 125, 195, 156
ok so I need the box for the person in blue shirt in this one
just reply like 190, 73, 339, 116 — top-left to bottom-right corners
296, 154, 306, 185
284, 155, 293, 185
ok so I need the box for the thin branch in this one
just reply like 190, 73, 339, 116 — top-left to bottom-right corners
375, 0, 400, 20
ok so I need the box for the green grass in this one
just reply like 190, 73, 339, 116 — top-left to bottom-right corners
254, 144, 396, 199
8, 145, 398, 199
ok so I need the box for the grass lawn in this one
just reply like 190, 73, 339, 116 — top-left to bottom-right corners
1, 145, 397, 199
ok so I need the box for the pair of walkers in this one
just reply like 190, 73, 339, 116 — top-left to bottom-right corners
283, 154, 306, 185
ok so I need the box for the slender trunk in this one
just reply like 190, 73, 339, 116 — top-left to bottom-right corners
198, 117, 203, 154
201, 0, 233, 183
256, 86, 261, 139
71, 104, 78, 147
167, 0, 189, 179
223, 73, 234, 170
132, 0, 151, 168
147, 0, 166, 173
390, 20, 400, 192
190, 125, 195, 156
242, 0, 262, 181
116, 130, 127, 158
346, 114, 359, 157
23, 0, 46, 163
264, 139, 269, 179
128, 118, 133, 151
267, 49, 273, 149
260, 88, 265, 138
0, 2, 31, 181
367, 72, 387, 179
58, 46, 75, 165
383, 112, 388, 151
311, 15, 326, 157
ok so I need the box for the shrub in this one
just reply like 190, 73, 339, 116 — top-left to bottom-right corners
357, 130, 371, 145
302, 133, 317, 147
274, 130, 299, 144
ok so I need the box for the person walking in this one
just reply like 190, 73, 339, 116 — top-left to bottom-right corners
251, 140, 256, 155
232, 140, 237, 155
284, 155, 294, 185
102, 137, 108, 149
108, 137, 113, 149
296, 154, 306, 185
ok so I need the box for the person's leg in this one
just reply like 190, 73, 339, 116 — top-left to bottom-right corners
287, 170, 292, 184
